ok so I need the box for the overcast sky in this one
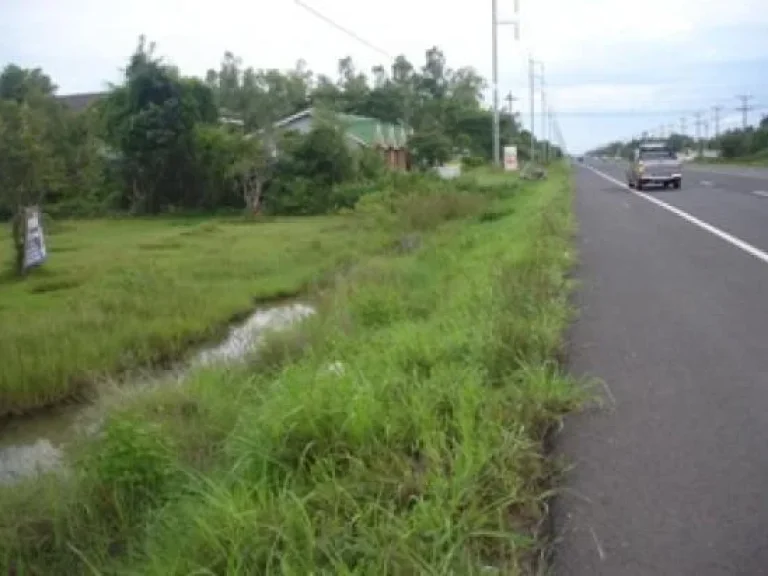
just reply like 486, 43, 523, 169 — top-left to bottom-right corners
2, 0, 768, 152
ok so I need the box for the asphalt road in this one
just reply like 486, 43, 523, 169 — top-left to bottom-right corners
553, 160, 768, 575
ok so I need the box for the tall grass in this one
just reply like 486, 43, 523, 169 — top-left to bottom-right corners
0, 166, 582, 574
0, 215, 390, 415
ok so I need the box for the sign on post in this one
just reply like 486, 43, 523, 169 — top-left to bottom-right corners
23, 206, 47, 271
503, 146, 519, 171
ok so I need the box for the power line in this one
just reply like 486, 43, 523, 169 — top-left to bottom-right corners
293, 0, 392, 59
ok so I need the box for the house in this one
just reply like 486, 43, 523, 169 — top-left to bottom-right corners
272, 107, 412, 171
56, 92, 107, 112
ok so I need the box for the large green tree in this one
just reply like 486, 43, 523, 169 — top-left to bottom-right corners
102, 36, 218, 212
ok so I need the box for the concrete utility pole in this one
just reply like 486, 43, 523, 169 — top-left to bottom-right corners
505, 91, 518, 115
694, 111, 704, 156
492, 0, 521, 167
540, 64, 548, 163
529, 57, 546, 163
529, 56, 536, 163
712, 105, 723, 138
491, 0, 499, 166
736, 95, 753, 129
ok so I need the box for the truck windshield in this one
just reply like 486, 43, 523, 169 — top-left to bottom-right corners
639, 149, 675, 160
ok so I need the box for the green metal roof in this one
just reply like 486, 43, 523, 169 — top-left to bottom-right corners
337, 113, 409, 149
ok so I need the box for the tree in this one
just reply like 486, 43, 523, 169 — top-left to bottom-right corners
102, 36, 218, 212
230, 135, 275, 214
0, 65, 56, 103
0, 100, 61, 274
409, 124, 452, 168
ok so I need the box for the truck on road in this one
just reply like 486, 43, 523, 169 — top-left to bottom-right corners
627, 142, 682, 191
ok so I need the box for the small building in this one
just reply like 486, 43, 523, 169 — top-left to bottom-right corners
56, 92, 107, 112
273, 107, 412, 171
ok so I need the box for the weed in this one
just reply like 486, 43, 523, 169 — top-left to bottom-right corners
0, 216, 390, 415
0, 165, 583, 574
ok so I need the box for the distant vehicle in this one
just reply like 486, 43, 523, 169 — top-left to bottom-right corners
627, 142, 681, 191
577, 155, 584, 163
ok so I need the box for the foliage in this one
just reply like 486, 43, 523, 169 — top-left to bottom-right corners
589, 115, 768, 163
265, 123, 358, 215
0, 168, 583, 574
0, 38, 563, 224
0, 99, 62, 273
101, 37, 219, 213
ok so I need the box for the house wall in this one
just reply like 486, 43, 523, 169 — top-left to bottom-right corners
280, 115, 409, 171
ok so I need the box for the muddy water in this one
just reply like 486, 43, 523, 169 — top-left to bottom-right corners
0, 302, 315, 484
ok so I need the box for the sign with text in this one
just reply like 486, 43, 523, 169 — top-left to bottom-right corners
23, 206, 47, 271
504, 146, 519, 171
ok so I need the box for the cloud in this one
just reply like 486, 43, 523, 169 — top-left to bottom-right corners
1, 0, 767, 151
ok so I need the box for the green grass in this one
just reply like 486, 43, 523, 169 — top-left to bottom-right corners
0, 215, 390, 416
692, 149, 768, 167
0, 167, 583, 574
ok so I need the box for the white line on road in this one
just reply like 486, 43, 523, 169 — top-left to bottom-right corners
752, 190, 768, 198
700, 180, 713, 187
583, 164, 768, 266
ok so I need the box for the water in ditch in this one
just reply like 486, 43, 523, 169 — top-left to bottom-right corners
0, 302, 315, 484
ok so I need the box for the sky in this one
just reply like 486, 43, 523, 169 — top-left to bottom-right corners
2, 0, 768, 152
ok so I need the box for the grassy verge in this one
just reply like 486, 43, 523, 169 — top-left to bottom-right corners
692, 150, 768, 167
0, 166, 582, 574
0, 214, 391, 416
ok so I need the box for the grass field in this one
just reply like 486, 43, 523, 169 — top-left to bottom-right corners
0, 167, 583, 573
0, 215, 390, 416
692, 149, 768, 167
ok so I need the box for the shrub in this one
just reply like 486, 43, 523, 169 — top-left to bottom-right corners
461, 155, 486, 169
81, 417, 179, 522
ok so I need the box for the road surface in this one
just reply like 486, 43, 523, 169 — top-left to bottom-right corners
553, 160, 768, 575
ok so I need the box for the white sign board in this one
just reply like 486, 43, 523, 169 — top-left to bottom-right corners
503, 146, 519, 171
23, 206, 47, 271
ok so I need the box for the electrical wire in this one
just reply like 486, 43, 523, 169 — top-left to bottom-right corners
293, 0, 392, 60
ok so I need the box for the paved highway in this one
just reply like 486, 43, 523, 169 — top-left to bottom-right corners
553, 160, 768, 575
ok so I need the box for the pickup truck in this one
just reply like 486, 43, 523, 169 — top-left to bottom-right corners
627, 143, 682, 190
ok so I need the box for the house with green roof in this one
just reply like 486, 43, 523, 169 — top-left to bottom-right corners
272, 107, 413, 171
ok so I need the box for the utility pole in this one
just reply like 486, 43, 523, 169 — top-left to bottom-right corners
540, 64, 548, 163
505, 91, 518, 115
712, 105, 723, 138
491, 0, 499, 167
694, 111, 703, 156
529, 56, 535, 163
736, 94, 754, 129
492, 0, 520, 167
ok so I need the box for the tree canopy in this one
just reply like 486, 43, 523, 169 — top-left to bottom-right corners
1, 35, 558, 231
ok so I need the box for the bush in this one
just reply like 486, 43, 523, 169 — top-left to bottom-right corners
461, 155, 486, 169
82, 417, 179, 522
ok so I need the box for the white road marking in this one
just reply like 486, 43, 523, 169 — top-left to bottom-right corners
752, 190, 768, 198
583, 164, 768, 266
700, 180, 713, 187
